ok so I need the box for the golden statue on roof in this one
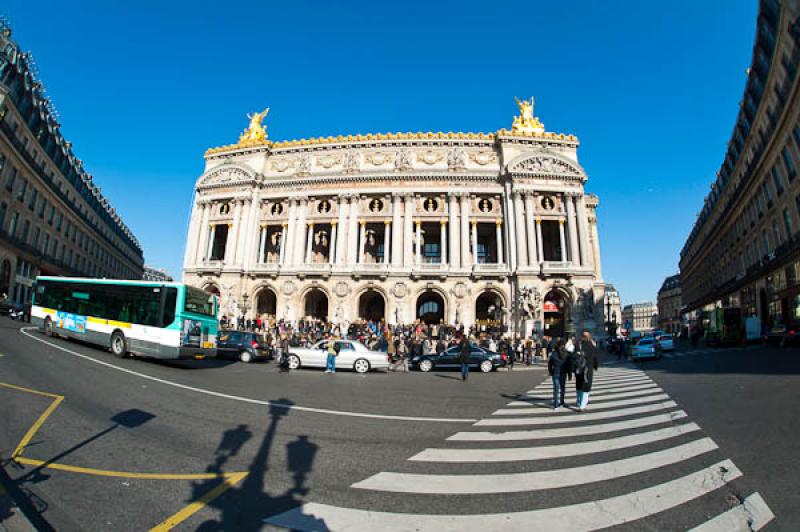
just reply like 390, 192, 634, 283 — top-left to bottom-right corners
512, 97, 545, 134
238, 107, 270, 145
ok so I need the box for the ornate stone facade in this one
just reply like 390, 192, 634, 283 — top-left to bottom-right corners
183, 101, 608, 337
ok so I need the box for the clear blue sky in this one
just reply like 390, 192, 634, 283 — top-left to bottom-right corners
3, 0, 756, 305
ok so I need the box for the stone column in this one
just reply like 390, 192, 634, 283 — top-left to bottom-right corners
243, 197, 262, 268
184, 200, 203, 267
358, 220, 367, 263
440, 218, 447, 265
279, 223, 288, 264
514, 191, 527, 267
558, 219, 567, 262
235, 198, 250, 265
305, 223, 314, 263
391, 193, 403, 267
566, 194, 580, 265
194, 202, 211, 264
591, 218, 603, 278
347, 196, 360, 264
415, 219, 422, 265
336, 195, 348, 266
460, 194, 471, 267
206, 224, 217, 260
403, 194, 414, 268
329, 221, 338, 265
448, 193, 460, 269
226, 200, 242, 263
383, 219, 391, 264
495, 219, 504, 264
577, 195, 594, 269
257, 225, 267, 264
471, 220, 478, 265
524, 193, 537, 265
293, 198, 309, 265
535, 217, 544, 261
283, 199, 297, 266
503, 183, 517, 270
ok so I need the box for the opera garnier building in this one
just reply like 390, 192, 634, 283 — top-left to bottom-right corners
183, 98, 608, 338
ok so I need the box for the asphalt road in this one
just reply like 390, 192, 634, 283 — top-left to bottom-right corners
0, 317, 796, 531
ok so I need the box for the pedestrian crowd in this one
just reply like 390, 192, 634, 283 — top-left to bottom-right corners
547, 331, 599, 411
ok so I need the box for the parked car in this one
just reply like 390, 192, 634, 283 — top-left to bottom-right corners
288, 339, 390, 373
656, 333, 675, 352
0, 296, 14, 316
411, 343, 507, 373
631, 337, 662, 360
217, 330, 272, 363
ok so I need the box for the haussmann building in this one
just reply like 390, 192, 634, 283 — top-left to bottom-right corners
182, 98, 608, 338
680, 0, 800, 337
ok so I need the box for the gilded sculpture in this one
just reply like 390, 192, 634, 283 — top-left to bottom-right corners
512, 97, 545, 134
238, 108, 270, 145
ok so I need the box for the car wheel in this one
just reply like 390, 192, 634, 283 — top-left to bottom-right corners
419, 359, 433, 372
354, 358, 370, 374
287, 354, 301, 370
44, 317, 54, 337
480, 360, 493, 373
110, 331, 128, 358
239, 351, 253, 363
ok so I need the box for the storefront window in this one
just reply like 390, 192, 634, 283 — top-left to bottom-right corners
768, 300, 784, 330
792, 295, 800, 324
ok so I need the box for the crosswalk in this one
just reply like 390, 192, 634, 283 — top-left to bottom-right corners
263, 366, 775, 531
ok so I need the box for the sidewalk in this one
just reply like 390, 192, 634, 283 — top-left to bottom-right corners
0, 468, 39, 532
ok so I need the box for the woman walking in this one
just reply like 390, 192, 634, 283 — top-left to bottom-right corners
574, 331, 599, 410
459, 334, 471, 381
547, 338, 572, 409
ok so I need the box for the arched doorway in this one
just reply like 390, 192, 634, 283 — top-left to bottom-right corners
304, 288, 329, 320
203, 283, 220, 297
0, 260, 10, 297
417, 291, 445, 325
475, 291, 504, 331
358, 290, 385, 322
255, 287, 277, 318
543, 290, 568, 339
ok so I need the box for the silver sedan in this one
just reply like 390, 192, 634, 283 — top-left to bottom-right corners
287, 339, 390, 373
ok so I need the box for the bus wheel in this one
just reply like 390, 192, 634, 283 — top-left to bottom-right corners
44, 317, 54, 337
110, 331, 128, 358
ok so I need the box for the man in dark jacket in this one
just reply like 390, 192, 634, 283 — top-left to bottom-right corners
575, 330, 599, 410
459, 334, 471, 381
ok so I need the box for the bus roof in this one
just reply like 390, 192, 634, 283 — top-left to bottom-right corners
35, 276, 190, 289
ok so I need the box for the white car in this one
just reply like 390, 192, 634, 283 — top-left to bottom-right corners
287, 339, 390, 373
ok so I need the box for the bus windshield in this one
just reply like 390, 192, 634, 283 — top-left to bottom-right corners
184, 286, 215, 316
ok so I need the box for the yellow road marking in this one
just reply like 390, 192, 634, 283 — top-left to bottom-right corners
1, 381, 247, 480
149, 472, 248, 531
0, 382, 65, 459
15, 457, 244, 481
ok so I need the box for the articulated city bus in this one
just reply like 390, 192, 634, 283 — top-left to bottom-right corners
31, 277, 218, 359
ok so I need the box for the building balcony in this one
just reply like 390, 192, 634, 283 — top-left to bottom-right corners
297, 262, 332, 278
251, 262, 281, 277
471, 262, 509, 279
195, 260, 225, 274
353, 262, 390, 279
412, 262, 449, 279
541, 260, 576, 275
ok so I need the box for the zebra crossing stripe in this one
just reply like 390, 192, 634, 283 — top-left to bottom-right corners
505, 388, 666, 408
412, 422, 700, 462
353, 437, 718, 494
263, 460, 742, 532
522, 383, 660, 399
475, 401, 679, 426
531, 377, 653, 391
584, 375, 653, 384
689, 492, 774, 531
493, 393, 671, 415
524, 384, 662, 401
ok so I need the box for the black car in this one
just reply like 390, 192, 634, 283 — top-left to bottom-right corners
411, 343, 507, 373
216, 330, 272, 363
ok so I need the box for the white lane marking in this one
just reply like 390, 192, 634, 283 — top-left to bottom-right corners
353, 437, 718, 494
507, 386, 665, 406
531, 377, 653, 390
264, 460, 742, 532
448, 411, 689, 441
493, 393, 671, 415
18, 327, 476, 423
475, 401, 678, 426
689, 492, 775, 531
521, 382, 659, 398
